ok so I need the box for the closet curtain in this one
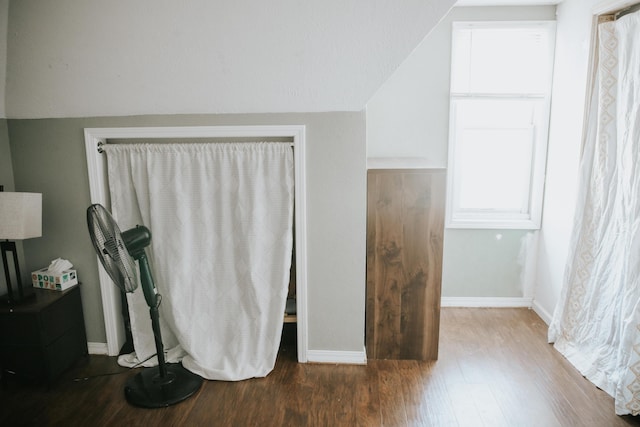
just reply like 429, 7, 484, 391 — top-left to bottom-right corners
104, 142, 294, 381
548, 10, 640, 415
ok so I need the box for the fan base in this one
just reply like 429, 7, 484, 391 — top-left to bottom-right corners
125, 363, 203, 408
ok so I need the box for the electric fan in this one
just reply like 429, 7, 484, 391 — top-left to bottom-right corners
86, 204, 202, 408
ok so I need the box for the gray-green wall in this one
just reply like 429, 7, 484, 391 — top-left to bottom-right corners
0, 119, 12, 189
442, 229, 536, 298
8, 112, 367, 352
0, 118, 15, 296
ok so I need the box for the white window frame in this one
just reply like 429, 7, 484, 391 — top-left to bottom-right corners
446, 21, 556, 230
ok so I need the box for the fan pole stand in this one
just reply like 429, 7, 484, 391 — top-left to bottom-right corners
124, 305, 203, 408
86, 206, 204, 408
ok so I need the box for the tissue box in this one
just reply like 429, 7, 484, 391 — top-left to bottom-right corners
31, 268, 78, 291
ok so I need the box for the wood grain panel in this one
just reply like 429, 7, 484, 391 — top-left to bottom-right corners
366, 169, 446, 360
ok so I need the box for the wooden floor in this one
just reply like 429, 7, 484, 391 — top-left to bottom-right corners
2, 308, 640, 426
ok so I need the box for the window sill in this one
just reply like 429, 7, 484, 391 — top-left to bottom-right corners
446, 218, 540, 230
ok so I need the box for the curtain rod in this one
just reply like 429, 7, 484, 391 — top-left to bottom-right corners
96, 141, 294, 153
615, 2, 640, 19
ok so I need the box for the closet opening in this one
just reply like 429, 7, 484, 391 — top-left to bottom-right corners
281, 228, 297, 355
85, 125, 308, 364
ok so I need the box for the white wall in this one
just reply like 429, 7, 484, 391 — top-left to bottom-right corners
5, 0, 455, 118
366, 6, 556, 299
532, 0, 623, 323
367, 6, 557, 165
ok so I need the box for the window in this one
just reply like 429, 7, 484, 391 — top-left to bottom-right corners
446, 21, 555, 229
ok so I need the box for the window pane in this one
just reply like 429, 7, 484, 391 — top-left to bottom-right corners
447, 22, 554, 229
451, 98, 539, 213
456, 127, 533, 211
452, 25, 552, 94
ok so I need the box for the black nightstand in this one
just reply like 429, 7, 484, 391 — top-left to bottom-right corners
0, 285, 88, 386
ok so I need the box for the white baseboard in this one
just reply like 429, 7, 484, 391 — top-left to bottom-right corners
306, 348, 367, 365
532, 300, 553, 325
441, 297, 533, 308
89, 341, 369, 366
86, 340, 369, 365
87, 342, 109, 355
367, 157, 442, 170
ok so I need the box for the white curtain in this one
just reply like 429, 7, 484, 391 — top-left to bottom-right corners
104, 142, 294, 381
548, 10, 640, 416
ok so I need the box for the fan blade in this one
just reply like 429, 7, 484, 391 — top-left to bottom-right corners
101, 236, 137, 289
87, 204, 139, 293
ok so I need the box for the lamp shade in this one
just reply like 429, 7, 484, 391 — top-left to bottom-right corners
0, 192, 42, 240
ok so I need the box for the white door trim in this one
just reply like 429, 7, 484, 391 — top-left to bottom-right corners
84, 125, 308, 363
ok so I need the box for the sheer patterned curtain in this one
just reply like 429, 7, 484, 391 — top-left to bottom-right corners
104, 142, 294, 381
548, 10, 640, 415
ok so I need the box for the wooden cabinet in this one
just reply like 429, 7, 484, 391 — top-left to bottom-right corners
0, 286, 88, 385
366, 169, 446, 360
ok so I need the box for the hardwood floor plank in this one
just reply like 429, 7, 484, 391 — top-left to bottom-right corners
415, 364, 459, 426
354, 360, 382, 426
377, 360, 409, 426
442, 379, 488, 427
396, 360, 430, 426
3, 308, 640, 426
468, 382, 509, 426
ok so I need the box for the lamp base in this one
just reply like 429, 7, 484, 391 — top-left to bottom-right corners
1, 240, 36, 307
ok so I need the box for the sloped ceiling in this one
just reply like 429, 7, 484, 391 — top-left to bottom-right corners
5, 0, 456, 118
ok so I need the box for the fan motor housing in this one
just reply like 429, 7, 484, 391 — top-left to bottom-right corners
122, 226, 152, 258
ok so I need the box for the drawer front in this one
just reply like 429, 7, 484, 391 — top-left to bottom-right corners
0, 313, 41, 346
44, 323, 88, 382
0, 345, 45, 381
40, 288, 83, 344
0, 324, 87, 384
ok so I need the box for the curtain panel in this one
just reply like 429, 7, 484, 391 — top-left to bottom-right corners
549, 10, 640, 415
104, 142, 294, 381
